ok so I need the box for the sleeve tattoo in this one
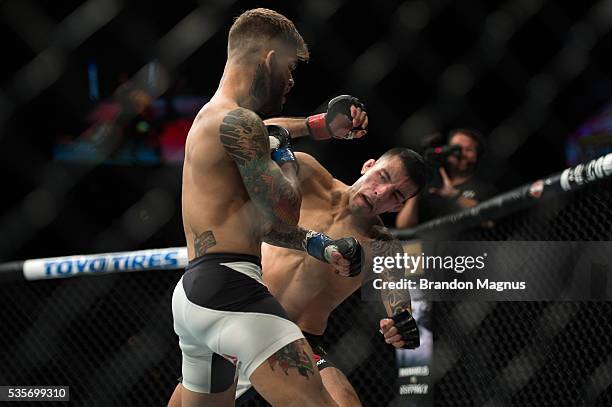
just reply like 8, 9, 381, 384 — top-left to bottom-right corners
262, 224, 309, 251
372, 231, 412, 316
219, 108, 301, 225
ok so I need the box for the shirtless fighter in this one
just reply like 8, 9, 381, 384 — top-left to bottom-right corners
171, 143, 428, 406
173, 8, 368, 407
244, 147, 427, 406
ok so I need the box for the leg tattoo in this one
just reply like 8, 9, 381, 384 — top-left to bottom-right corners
268, 339, 315, 379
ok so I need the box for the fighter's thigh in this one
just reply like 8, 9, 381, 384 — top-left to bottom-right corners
167, 383, 182, 407
320, 367, 362, 407
249, 338, 337, 407
180, 381, 237, 407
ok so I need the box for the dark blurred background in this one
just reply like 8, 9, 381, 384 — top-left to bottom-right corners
1, 1, 611, 258
1, 1, 611, 406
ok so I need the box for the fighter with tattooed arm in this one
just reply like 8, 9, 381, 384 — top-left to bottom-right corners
171, 142, 427, 406
171, 8, 368, 407
240, 147, 428, 406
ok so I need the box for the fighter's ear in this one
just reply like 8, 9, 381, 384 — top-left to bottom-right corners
264, 49, 276, 72
361, 159, 376, 175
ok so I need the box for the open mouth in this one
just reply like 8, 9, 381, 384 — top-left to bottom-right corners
360, 193, 373, 211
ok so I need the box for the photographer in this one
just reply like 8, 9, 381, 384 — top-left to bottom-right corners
396, 128, 496, 228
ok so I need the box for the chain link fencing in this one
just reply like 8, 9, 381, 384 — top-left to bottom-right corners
0, 179, 610, 407
1, 0, 612, 406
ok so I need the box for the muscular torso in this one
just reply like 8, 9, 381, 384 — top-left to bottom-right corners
182, 97, 266, 260
262, 153, 379, 334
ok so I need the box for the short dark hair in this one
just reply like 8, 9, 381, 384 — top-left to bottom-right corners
229, 8, 309, 61
380, 148, 429, 197
448, 128, 486, 158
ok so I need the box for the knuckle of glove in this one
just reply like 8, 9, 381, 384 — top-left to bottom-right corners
333, 237, 363, 277
391, 310, 420, 349
350, 96, 365, 111
327, 95, 366, 126
267, 125, 297, 171
266, 124, 291, 148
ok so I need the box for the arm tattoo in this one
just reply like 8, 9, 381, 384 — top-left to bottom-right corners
219, 108, 265, 166
372, 230, 412, 316
193, 230, 216, 257
268, 339, 315, 379
262, 224, 309, 251
220, 108, 301, 225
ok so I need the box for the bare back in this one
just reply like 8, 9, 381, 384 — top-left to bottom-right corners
262, 152, 380, 334
183, 96, 268, 259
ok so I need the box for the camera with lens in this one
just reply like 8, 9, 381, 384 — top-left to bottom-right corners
423, 144, 461, 189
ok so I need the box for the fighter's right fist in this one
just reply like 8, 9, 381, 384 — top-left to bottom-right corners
267, 124, 291, 150
307, 95, 368, 140
267, 124, 298, 173
304, 231, 363, 277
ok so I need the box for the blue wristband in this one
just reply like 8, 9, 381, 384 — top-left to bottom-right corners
271, 147, 297, 168
304, 231, 332, 262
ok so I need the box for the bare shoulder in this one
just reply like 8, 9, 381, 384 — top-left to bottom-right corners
186, 101, 266, 164
195, 103, 264, 140
219, 106, 265, 131
369, 219, 395, 241
294, 152, 334, 186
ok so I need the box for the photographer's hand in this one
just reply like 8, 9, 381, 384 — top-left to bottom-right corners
429, 168, 460, 199
430, 167, 480, 209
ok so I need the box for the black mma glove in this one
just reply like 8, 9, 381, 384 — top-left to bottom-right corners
306, 95, 366, 140
391, 309, 420, 349
267, 124, 298, 172
303, 231, 363, 277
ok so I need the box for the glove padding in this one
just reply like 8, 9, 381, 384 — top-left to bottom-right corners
267, 124, 298, 172
304, 232, 363, 277
267, 124, 291, 149
307, 95, 366, 140
391, 309, 420, 349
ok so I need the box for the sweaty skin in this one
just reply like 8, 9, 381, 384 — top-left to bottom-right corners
262, 152, 404, 335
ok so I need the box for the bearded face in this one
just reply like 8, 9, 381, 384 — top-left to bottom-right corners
251, 49, 295, 117
259, 61, 287, 117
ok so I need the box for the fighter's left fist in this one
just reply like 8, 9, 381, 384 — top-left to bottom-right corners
379, 309, 420, 349
307, 95, 368, 140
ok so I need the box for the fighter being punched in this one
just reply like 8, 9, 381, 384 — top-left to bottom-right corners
172, 8, 368, 407
172, 131, 426, 406
243, 146, 427, 406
